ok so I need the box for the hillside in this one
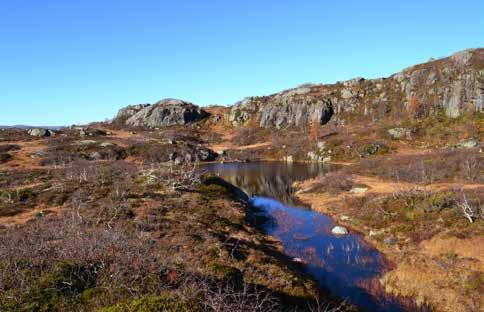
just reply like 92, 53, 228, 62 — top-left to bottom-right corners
0, 48, 482, 312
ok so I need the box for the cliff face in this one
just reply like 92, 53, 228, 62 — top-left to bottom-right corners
228, 48, 483, 128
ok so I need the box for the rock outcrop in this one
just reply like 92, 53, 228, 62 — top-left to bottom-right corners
229, 48, 484, 128
116, 99, 209, 128
116, 104, 151, 119
229, 90, 334, 129
27, 128, 55, 137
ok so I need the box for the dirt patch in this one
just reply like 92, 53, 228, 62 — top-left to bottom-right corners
0, 205, 62, 227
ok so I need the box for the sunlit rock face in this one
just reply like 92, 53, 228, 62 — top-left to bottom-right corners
229, 49, 484, 128
116, 103, 151, 120
115, 99, 209, 128
228, 90, 334, 129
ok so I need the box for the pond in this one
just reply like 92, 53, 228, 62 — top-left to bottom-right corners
204, 162, 417, 312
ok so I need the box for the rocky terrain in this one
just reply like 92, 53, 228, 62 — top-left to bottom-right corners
114, 99, 210, 128
228, 48, 482, 128
0, 48, 482, 312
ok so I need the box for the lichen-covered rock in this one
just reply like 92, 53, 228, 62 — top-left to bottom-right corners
228, 48, 484, 128
456, 139, 479, 149
123, 99, 209, 128
27, 128, 55, 137
116, 103, 151, 119
388, 128, 411, 140
350, 187, 368, 194
229, 95, 334, 129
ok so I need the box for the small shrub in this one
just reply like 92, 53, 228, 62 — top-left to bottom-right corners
0, 153, 12, 164
358, 142, 390, 157
208, 262, 241, 280
310, 171, 354, 194
0, 144, 21, 153
99, 295, 188, 312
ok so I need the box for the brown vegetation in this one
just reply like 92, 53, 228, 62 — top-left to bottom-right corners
0, 155, 349, 311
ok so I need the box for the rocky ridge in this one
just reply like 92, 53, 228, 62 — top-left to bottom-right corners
228, 48, 483, 128
113, 49, 482, 130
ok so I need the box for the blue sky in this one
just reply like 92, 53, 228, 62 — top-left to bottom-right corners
1, 1, 483, 125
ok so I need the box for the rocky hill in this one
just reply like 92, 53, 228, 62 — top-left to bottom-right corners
114, 98, 210, 128
113, 49, 482, 131
228, 48, 483, 128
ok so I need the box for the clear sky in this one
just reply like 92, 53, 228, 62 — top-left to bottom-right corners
1, 1, 483, 125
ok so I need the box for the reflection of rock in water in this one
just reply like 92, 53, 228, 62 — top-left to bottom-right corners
205, 162, 330, 205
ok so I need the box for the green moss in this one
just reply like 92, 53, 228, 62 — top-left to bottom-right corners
359, 142, 390, 157
98, 295, 192, 312
463, 271, 484, 293
2, 261, 101, 312
15, 188, 35, 202
198, 184, 231, 200
208, 261, 241, 279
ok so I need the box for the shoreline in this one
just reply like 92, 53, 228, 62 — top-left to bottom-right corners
292, 176, 484, 312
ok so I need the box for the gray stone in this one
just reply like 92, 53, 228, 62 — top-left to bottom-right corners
384, 237, 397, 245
341, 89, 353, 99
340, 215, 351, 221
457, 139, 479, 149
29, 150, 47, 158
74, 140, 97, 146
100, 142, 115, 147
124, 99, 209, 128
197, 149, 217, 161
331, 226, 348, 236
89, 152, 102, 161
350, 187, 368, 194
27, 128, 54, 137
317, 141, 326, 150
116, 103, 151, 119
388, 128, 411, 140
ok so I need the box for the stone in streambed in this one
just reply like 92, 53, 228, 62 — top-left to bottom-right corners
331, 226, 348, 236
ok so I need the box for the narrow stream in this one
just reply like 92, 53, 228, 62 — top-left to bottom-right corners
205, 162, 415, 312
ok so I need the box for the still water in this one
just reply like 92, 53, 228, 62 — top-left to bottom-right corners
205, 162, 415, 312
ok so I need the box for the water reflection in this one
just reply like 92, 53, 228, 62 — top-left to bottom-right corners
205, 162, 330, 205
204, 162, 413, 312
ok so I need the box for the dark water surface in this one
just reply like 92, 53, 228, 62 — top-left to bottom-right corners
204, 162, 415, 312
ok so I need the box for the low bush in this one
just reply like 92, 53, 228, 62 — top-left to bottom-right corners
358, 149, 483, 184
310, 171, 355, 194
99, 295, 189, 312
0, 153, 12, 164
0, 144, 21, 153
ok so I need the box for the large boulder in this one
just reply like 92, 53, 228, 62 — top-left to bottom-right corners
123, 99, 209, 128
27, 128, 55, 137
